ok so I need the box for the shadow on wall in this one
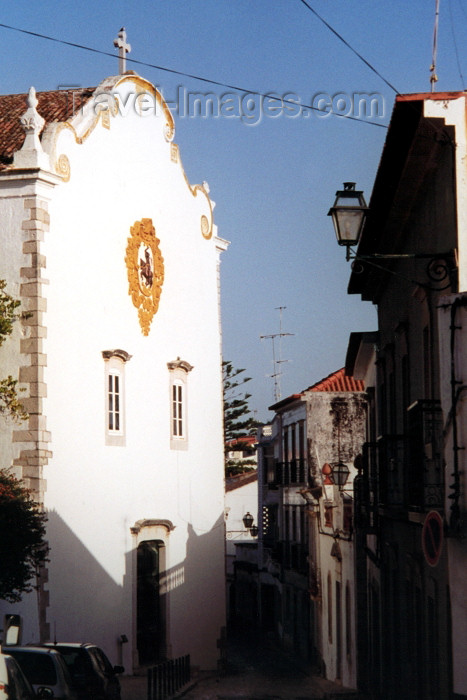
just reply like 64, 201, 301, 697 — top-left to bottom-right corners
46, 510, 130, 668
1, 510, 226, 672
168, 515, 226, 668
46, 510, 226, 671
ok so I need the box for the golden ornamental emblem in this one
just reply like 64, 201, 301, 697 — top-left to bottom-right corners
125, 218, 164, 335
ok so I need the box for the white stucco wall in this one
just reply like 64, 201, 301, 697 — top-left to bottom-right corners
225, 476, 258, 570
424, 96, 467, 293
0, 75, 226, 670
306, 391, 366, 690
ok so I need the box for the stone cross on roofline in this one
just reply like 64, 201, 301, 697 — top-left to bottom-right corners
114, 27, 131, 74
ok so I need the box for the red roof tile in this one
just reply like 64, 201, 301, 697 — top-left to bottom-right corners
226, 436, 257, 448
225, 470, 258, 492
0, 88, 95, 166
268, 394, 303, 412
305, 368, 364, 393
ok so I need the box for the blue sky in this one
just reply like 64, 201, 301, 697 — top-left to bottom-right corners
2, 1, 466, 420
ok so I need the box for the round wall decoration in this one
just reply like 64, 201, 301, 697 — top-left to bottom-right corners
125, 218, 164, 335
422, 510, 444, 567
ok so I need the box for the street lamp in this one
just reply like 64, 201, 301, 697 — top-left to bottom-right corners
242, 512, 254, 529
327, 182, 369, 257
226, 512, 258, 539
328, 182, 456, 290
331, 461, 350, 488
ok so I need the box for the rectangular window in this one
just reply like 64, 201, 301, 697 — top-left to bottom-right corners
103, 349, 130, 447
423, 325, 431, 398
169, 363, 190, 450
108, 372, 121, 432
283, 428, 289, 463
172, 383, 184, 437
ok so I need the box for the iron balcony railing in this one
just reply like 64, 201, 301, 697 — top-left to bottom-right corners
273, 459, 307, 486
358, 400, 444, 516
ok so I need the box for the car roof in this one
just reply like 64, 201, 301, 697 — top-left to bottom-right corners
44, 643, 96, 649
6, 646, 63, 655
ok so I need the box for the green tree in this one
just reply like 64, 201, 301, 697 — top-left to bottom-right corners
223, 360, 258, 476
0, 280, 27, 421
0, 469, 48, 602
0, 280, 48, 602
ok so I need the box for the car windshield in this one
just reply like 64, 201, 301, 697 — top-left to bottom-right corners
52, 648, 93, 682
5, 656, 33, 697
9, 652, 57, 686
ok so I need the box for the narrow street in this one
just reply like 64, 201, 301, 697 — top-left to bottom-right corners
121, 634, 360, 700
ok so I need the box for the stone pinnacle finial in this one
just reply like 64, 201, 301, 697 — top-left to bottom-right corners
14, 86, 50, 170
21, 87, 45, 142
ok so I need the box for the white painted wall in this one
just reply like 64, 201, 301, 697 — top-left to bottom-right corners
306, 390, 367, 690
225, 475, 258, 573
0, 74, 226, 670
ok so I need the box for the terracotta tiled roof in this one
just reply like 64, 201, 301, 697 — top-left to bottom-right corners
226, 436, 257, 448
0, 88, 95, 167
225, 470, 258, 492
305, 367, 365, 393
268, 393, 303, 412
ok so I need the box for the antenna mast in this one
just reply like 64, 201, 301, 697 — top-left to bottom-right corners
260, 306, 294, 403
430, 0, 440, 92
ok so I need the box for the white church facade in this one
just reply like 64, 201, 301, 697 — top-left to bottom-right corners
0, 63, 228, 672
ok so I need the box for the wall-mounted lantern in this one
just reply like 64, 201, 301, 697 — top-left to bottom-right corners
331, 461, 350, 488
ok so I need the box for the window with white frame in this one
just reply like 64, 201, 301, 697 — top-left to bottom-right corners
108, 369, 122, 433
102, 349, 132, 446
171, 382, 184, 438
167, 358, 193, 450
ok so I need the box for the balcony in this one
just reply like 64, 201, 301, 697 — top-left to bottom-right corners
377, 434, 405, 507
274, 541, 308, 574
273, 459, 307, 486
365, 400, 444, 516
406, 399, 443, 510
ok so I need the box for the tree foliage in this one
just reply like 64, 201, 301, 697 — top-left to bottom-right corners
223, 360, 257, 443
0, 469, 49, 602
223, 361, 258, 476
0, 280, 47, 602
0, 280, 27, 421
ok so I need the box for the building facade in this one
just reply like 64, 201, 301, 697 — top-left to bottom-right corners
254, 370, 366, 690
345, 92, 467, 699
0, 73, 227, 671
225, 470, 258, 628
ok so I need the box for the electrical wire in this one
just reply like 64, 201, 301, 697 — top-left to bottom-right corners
297, 1, 458, 149
297, 0, 400, 94
0, 21, 388, 129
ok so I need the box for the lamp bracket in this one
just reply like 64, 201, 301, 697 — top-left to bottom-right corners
347, 248, 457, 291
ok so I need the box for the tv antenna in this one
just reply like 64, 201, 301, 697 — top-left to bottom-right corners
430, 0, 440, 91
260, 306, 294, 403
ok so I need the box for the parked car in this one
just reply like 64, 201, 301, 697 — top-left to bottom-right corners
0, 652, 38, 700
7, 647, 77, 700
44, 643, 123, 700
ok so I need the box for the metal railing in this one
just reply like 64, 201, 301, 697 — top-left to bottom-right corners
147, 655, 190, 700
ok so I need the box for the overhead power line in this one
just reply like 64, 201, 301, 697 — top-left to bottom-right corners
0, 21, 388, 129
297, 0, 400, 95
